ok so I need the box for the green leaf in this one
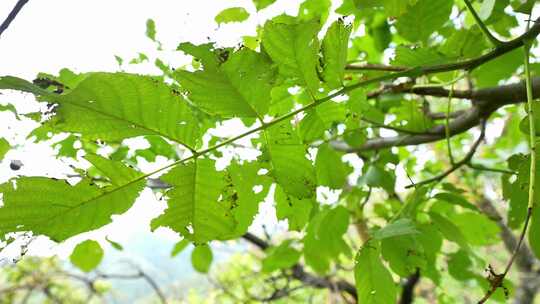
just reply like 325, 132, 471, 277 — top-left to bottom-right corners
381, 235, 425, 277
299, 101, 346, 142
447, 249, 475, 280
304, 206, 350, 273
393, 46, 449, 67
433, 192, 478, 211
355, 242, 397, 304
381, 0, 410, 16
275, 185, 314, 231
105, 236, 123, 251
439, 28, 488, 59
315, 144, 349, 189
262, 20, 320, 94
373, 218, 418, 240
215, 7, 250, 24
478, 0, 496, 21
512, 0, 536, 14
191, 244, 213, 273
529, 207, 540, 258
449, 212, 500, 246
503, 153, 537, 228
416, 223, 443, 283
298, 0, 331, 23
176, 49, 275, 118
0, 74, 200, 149
70, 240, 104, 272
171, 239, 190, 257
0, 138, 10, 161
150, 158, 236, 243
0, 103, 19, 118
177, 42, 220, 71
263, 121, 317, 199
146, 19, 157, 41
321, 20, 352, 89
395, 0, 453, 42
471, 49, 522, 87
253, 0, 276, 10
0, 154, 145, 241
54, 135, 78, 159
0, 76, 50, 95
430, 212, 469, 249
226, 162, 271, 236
262, 240, 301, 272
361, 165, 395, 194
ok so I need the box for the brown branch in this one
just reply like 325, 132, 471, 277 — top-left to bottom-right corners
399, 269, 420, 304
333, 77, 540, 153
346, 63, 408, 72
0, 0, 29, 38
346, 16, 540, 77
360, 117, 426, 135
241, 232, 358, 301
405, 120, 486, 188
96, 267, 167, 304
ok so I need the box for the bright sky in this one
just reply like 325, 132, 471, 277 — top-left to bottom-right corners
0, 0, 311, 262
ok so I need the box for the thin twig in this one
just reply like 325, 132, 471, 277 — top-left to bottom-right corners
241, 232, 358, 300
478, 21, 538, 304
0, 0, 29, 38
477, 208, 533, 303
346, 63, 408, 72
466, 163, 516, 175
361, 117, 426, 135
463, 0, 502, 46
446, 81, 456, 164
405, 120, 486, 189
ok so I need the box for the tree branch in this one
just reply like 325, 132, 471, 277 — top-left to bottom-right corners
399, 269, 421, 304
241, 232, 358, 301
0, 0, 29, 38
333, 77, 540, 153
405, 120, 486, 188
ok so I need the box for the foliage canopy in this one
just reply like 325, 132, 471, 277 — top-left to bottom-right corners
1, 0, 540, 303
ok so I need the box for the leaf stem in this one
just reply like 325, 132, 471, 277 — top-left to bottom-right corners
478, 30, 536, 304
446, 80, 456, 165
463, 0, 502, 47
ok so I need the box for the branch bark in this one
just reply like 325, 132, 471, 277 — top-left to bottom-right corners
0, 0, 29, 38
333, 77, 540, 153
241, 232, 358, 301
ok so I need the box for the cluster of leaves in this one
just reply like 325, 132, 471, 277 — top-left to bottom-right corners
0, 0, 539, 303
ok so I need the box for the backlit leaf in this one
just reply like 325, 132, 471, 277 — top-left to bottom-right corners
70, 240, 104, 272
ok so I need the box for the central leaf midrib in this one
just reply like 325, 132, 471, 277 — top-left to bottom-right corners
57, 93, 195, 151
